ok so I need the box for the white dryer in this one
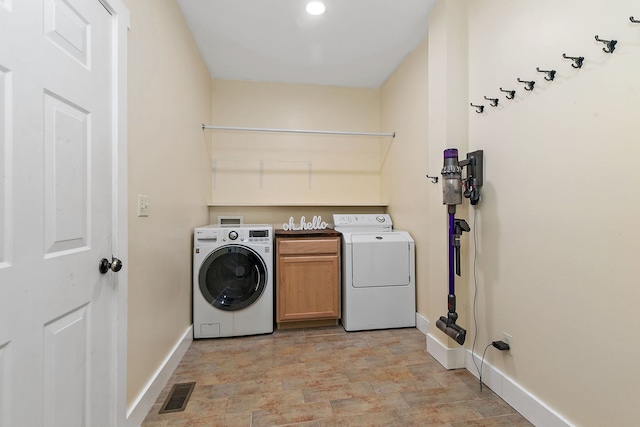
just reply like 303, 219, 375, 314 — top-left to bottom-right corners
193, 225, 273, 338
333, 214, 416, 331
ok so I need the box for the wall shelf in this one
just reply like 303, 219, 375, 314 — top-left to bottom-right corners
207, 203, 389, 207
203, 124, 395, 138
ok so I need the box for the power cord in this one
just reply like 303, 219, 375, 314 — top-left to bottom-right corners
471, 206, 511, 391
479, 343, 492, 391
480, 341, 511, 392
471, 207, 481, 380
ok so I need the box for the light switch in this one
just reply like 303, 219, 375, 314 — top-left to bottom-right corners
138, 195, 149, 217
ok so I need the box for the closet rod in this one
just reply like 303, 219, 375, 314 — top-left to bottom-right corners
202, 124, 396, 138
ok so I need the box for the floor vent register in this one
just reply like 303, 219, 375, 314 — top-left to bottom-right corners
159, 382, 196, 414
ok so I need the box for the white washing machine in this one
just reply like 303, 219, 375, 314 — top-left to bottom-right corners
193, 224, 273, 338
333, 214, 416, 331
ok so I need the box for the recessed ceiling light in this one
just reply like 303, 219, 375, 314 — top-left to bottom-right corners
306, 1, 326, 16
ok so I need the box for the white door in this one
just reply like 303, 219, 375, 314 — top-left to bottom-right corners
0, 0, 127, 425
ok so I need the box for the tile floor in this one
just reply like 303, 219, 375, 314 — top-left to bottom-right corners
142, 327, 533, 427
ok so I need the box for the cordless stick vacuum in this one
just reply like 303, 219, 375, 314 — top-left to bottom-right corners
435, 148, 483, 345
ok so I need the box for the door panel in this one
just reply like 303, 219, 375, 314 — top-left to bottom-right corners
44, 0, 90, 67
43, 305, 89, 427
0, 12, 14, 427
0, 341, 8, 427
43, 91, 90, 256
0, 65, 9, 268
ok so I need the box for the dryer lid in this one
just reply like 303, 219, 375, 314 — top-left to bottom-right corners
351, 233, 412, 288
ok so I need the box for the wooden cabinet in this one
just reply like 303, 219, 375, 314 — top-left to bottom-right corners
276, 232, 341, 328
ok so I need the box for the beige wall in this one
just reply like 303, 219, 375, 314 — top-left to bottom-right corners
208, 79, 385, 205
123, 0, 212, 407
380, 38, 430, 313
380, 0, 469, 340
425, 0, 471, 337
423, 0, 640, 425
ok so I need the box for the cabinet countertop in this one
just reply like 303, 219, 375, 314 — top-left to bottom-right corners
275, 229, 342, 238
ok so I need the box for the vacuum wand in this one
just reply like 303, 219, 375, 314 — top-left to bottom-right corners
435, 207, 467, 345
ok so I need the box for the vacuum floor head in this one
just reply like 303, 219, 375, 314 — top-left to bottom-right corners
436, 315, 466, 345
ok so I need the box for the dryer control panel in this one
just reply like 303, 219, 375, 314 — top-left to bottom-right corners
333, 214, 392, 231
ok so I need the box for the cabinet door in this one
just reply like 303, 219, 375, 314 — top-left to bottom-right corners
277, 254, 340, 322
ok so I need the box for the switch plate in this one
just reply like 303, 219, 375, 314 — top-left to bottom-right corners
138, 195, 149, 217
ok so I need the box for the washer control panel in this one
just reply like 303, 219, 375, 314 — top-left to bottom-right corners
195, 226, 272, 245
223, 228, 271, 243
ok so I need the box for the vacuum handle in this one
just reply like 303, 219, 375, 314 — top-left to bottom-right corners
453, 219, 469, 277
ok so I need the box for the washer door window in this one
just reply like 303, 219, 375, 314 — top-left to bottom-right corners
199, 245, 267, 311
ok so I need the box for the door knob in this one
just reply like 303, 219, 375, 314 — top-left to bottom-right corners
99, 256, 123, 274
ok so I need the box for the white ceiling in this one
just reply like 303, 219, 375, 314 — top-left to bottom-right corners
177, 0, 438, 88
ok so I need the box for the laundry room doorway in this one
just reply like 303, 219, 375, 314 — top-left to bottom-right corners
0, 0, 128, 425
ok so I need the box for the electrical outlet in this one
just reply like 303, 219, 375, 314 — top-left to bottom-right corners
502, 332, 513, 355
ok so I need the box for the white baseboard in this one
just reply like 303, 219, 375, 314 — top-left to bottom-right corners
417, 312, 465, 369
126, 325, 193, 427
418, 324, 573, 426
415, 312, 430, 335
465, 351, 574, 427
426, 331, 466, 369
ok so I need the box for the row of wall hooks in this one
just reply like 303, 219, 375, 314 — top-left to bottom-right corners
471, 14, 639, 113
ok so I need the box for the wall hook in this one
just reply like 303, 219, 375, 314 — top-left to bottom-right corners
562, 53, 584, 69
483, 96, 499, 107
517, 78, 535, 91
499, 87, 516, 99
595, 35, 617, 53
426, 174, 439, 184
631, 16, 640, 23
536, 67, 556, 81
470, 103, 484, 113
